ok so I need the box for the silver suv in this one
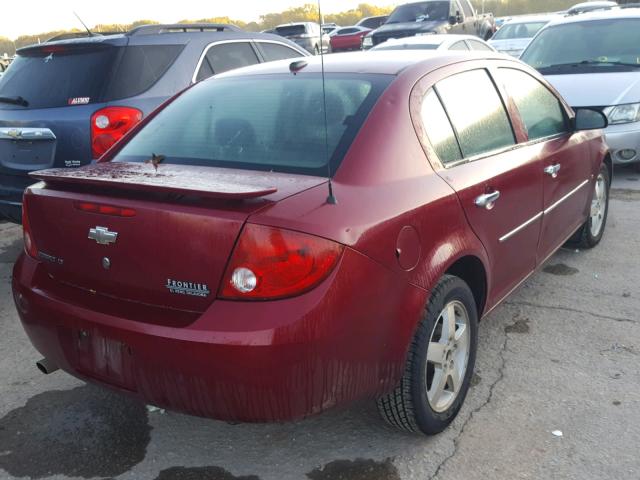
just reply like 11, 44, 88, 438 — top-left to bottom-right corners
521, 9, 640, 168
274, 22, 331, 54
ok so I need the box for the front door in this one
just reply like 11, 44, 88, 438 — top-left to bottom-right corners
418, 68, 544, 308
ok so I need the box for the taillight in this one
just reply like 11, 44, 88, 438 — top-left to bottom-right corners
22, 194, 38, 259
91, 107, 142, 159
74, 201, 136, 217
220, 224, 344, 300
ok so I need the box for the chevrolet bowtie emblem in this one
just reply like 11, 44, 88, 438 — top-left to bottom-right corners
7, 129, 22, 139
88, 226, 118, 245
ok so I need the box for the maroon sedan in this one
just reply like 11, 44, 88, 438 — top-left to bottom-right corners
330, 26, 371, 52
13, 52, 611, 435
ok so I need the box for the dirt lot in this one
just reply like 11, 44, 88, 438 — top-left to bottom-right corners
0, 167, 638, 480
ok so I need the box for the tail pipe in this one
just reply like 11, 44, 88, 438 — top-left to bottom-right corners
36, 358, 59, 375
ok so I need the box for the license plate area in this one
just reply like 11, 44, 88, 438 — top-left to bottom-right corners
75, 328, 137, 391
0, 127, 57, 171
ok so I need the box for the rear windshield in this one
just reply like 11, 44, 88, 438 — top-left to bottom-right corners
387, 2, 450, 24
0, 44, 182, 109
276, 25, 308, 36
113, 73, 392, 176
492, 21, 548, 40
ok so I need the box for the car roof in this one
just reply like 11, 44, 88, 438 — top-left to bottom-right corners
501, 14, 558, 25
546, 6, 640, 27
379, 34, 484, 47
215, 50, 508, 78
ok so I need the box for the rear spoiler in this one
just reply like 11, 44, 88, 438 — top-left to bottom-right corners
30, 162, 278, 200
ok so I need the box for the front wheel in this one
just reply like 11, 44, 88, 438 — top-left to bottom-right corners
571, 164, 610, 249
377, 275, 478, 435
314, 45, 320, 55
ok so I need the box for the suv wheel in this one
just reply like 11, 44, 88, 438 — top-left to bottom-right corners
377, 275, 478, 435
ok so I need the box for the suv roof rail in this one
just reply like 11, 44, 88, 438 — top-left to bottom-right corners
127, 23, 243, 36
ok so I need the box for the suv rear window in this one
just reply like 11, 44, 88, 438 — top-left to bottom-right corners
276, 25, 308, 36
114, 73, 392, 176
0, 44, 183, 109
0, 46, 119, 109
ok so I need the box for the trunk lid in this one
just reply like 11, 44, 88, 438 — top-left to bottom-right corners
26, 164, 326, 316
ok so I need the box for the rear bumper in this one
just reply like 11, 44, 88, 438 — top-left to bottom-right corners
12, 248, 427, 422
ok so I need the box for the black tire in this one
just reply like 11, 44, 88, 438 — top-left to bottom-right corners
377, 275, 478, 435
570, 163, 610, 249
314, 45, 320, 55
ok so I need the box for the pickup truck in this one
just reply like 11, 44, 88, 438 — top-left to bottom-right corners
363, 0, 496, 49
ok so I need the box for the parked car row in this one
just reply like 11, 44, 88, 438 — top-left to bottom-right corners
5, 2, 638, 440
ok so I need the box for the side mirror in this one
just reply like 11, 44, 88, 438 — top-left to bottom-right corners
574, 108, 608, 131
449, 15, 458, 25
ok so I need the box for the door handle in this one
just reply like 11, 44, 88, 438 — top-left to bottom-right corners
475, 190, 501, 210
544, 164, 561, 178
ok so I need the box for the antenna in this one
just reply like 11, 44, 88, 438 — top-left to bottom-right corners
73, 11, 94, 37
317, 0, 337, 205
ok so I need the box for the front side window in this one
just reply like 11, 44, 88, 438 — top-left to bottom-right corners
492, 21, 548, 40
114, 73, 392, 177
421, 89, 462, 165
496, 68, 568, 141
436, 69, 515, 158
460, 0, 474, 17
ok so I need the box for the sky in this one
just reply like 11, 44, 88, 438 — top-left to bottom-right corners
2, 0, 398, 39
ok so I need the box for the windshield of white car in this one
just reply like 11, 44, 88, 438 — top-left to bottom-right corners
386, 2, 450, 24
492, 21, 548, 40
521, 18, 640, 72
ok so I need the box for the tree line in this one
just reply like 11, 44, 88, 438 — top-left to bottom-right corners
0, 0, 633, 55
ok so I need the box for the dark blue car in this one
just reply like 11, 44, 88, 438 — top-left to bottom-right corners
0, 23, 309, 222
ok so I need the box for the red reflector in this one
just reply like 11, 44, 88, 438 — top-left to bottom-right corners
220, 224, 343, 300
22, 194, 38, 259
74, 202, 136, 217
90, 106, 143, 159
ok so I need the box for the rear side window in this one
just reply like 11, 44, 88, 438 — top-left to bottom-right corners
196, 42, 260, 81
496, 68, 568, 141
0, 46, 118, 109
106, 45, 184, 100
259, 42, 303, 62
450, 41, 469, 51
421, 89, 462, 164
436, 69, 515, 158
468, 40, 493, 51
114, 73, 392, 176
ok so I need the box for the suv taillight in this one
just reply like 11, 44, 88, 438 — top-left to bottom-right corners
22, 194, 38, 259
219, 224, 344, 300
91, 107, 142, 159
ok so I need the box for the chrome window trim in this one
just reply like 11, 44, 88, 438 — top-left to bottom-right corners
544, 179, 590, 214
499, 212, 543, 243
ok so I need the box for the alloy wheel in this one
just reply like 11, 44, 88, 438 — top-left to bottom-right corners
590, 173, 607, 237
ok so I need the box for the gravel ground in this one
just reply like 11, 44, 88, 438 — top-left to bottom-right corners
0, 167, 638, 480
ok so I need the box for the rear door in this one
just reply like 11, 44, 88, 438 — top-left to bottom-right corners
494, 67, 592, 263
416, 67, 544, 308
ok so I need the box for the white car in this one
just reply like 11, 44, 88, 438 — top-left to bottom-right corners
370, 34, 496, 53
521, 9, 640, 168
489, 15, 556, 57
567, 1, 618, 15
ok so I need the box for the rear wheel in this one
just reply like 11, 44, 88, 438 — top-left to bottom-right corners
571, 164, 610, 249
377, 275, 478, 435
